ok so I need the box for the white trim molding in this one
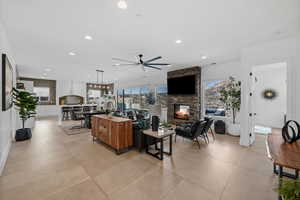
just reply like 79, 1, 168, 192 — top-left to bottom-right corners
0, 140, 11, 176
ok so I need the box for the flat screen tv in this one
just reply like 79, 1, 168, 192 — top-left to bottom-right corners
167, 75, 196, 95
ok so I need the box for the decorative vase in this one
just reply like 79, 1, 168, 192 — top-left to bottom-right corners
227, 123, 240, 136
152, 116, 160, 131
15, 128, 32, 141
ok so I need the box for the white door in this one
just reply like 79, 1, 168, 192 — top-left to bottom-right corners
249, 62, 287, 144
253, 64, 287, 128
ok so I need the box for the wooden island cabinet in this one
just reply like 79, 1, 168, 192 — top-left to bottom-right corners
91, 115, 133, 154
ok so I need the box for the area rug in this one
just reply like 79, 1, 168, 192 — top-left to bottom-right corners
60, 120, 91, 135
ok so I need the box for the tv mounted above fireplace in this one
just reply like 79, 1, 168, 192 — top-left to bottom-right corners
167, 75, 196, 95
174, 104, 190, 120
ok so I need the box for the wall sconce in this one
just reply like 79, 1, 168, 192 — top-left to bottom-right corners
262, 89, 277, 100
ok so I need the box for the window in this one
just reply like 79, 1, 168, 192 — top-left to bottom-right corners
86, 83, 113, 104
117, 87, 158, 111
156, 85, 167, 107
204, 80, 229, 117
87, 89, 102, 104
19, 77, 56, 105
34, 87, 50, 103
140, 88, 153, 109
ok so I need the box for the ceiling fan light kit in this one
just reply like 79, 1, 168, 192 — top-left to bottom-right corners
112, 54, 170, 71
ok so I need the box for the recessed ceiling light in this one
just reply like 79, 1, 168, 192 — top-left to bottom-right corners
69, 52, 76, 56
118, 0, 127, 9
115, 63, 120, 66
175, 40, 182, 44
84, 35, 93, 40
43, 73, 47, 76
45, 68, 52, 72
201, 55, 208, 60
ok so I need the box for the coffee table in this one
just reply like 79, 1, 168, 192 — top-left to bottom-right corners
143, 128, 175, 160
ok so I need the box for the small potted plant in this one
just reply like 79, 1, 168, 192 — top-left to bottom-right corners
220, 76, 241, 136
13, 88, 38, 141
277, 179, 300, 200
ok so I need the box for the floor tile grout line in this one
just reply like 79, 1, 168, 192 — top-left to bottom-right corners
41, 176, 90, 200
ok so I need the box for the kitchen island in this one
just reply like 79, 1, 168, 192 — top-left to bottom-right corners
91, 115, 133, 154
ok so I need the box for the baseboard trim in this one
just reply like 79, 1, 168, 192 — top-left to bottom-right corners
0, 140, 11, 176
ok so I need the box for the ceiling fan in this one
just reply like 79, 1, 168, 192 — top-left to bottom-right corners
112, 54, 170, 71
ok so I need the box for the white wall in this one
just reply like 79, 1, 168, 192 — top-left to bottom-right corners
240, 34, 300, 146
201, 61, 242, 81
253, 63, 287, 128
0, 22, 17, 175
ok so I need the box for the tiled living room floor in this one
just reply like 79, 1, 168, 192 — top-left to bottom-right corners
0, 117, 277, 200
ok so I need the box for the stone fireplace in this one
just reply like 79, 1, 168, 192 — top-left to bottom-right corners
167, 66, 201, 124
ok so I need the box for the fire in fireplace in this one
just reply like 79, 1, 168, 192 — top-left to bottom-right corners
174, 104, 190, 120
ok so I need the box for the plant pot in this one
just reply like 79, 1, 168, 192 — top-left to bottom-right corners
15, 128, 32, 141
227, 123, 240, 136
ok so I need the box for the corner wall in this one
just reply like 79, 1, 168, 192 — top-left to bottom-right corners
0, 22, 17, 175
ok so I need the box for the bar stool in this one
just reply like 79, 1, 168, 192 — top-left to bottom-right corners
71, 106, 84, 129
83, 106, 91, 112
62, 107, 73, 120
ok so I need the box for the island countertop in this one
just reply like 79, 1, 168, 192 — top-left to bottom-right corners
59, 104, 97, 107
93, 114, 131, 123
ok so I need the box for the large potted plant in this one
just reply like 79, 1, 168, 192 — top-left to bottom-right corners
13, 88, 38, 141
146, 91, 156, 105
277, 179, 300, 200
220, 76, 241, 136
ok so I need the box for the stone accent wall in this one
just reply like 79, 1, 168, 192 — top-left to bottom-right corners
167, 66, 201, 124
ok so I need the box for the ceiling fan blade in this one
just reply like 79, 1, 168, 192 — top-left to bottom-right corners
144, 64, 162, 70
146, 63, 170, 66
112, 58, 137, 64
144, 56, 162, 63
112, 64, 137, 66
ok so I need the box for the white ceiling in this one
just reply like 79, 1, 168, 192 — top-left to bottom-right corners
0, 0, 299, 85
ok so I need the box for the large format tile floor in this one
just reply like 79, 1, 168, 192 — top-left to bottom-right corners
0, 117, 277, 200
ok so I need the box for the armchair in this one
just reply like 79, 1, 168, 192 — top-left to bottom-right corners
203, 117, 215, 142
175, 120, 207, 148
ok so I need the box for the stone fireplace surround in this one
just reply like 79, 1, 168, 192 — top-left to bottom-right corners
167, 66, 201, 124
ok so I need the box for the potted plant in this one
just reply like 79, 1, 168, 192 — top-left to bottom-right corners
220, 76, 241, 136
13, 88, 38, 141
277, 179, 300, 200
146, 91, 156, 105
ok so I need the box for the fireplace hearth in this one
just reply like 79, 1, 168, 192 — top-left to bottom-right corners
174, 104, 190, 120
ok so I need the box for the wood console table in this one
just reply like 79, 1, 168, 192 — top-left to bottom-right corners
91, 115, 133, 154
266, 133, 300, 199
